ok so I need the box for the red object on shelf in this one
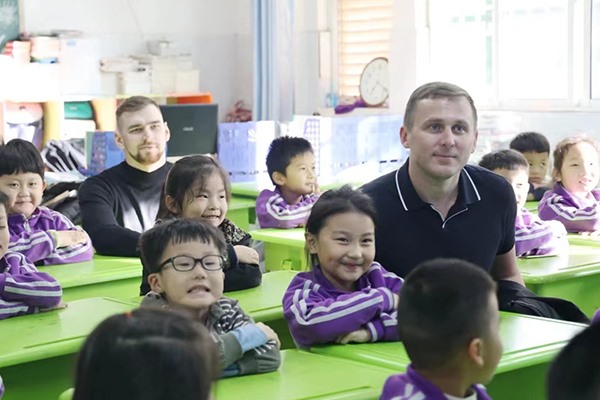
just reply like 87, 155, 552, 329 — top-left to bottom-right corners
174, 93, 213, 104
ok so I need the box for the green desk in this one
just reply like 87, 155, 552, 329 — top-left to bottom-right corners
229, 196, 257, 231
0, 297, 138, 400
518, 244, 600, 316
525, 201, 538, 213
567, 232, 600, 247
42, 255, 142, 302
249, 228, 306, 272
310, 313, 585, 400
213, 349, 396, 400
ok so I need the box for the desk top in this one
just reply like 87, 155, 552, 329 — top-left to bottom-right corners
567, 233, 600, 248
0, 297, 137, 367
229, 196, 256, 210
310, 313, 585, 374
518, 244, 600, 283
41, 255, 142, 289
249, 228, 305, 248
227, 270, 297, 321
213, 349, 395, 400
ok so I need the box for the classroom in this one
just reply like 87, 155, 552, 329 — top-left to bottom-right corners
0, 1, 600, 400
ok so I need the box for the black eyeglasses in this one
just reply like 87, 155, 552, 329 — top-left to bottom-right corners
158, 255, 225, 272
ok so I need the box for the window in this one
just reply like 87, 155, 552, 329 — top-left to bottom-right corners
428, 0, 572, 105
337, 0, 392, 97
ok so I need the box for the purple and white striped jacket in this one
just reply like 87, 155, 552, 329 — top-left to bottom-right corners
538, 183, 600, 233
256, 188, 320, 229
0, 251, 62, 320
282, 262, 403, 347
8, 206, 93, 265
515, 208, 568, 257
380, 365, 492, 400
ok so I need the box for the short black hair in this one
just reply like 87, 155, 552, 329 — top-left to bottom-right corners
397, 258, 497, 370
73, 308, 219, 400
478, 149, 529, 172
305, 185, 377, 268
139, 218, 227, 275
266, 136, 314, 185
0, 138, 45, 179
509, 132, 550, 154
547, 322, 600, 400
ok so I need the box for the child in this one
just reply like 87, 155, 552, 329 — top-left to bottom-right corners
0, 191, 63, 320
140, 155, 262, 294
0, 139, 93, 265
510, 131, 552, 201
381, 258, 502, 400
479, 149, 567, 256
282, 185, 403, 347
538, 136, 600, 233
256, 136, 320, 228
139, 218, 280, 377
546, 322, 600, 400
73, 308, 219, 400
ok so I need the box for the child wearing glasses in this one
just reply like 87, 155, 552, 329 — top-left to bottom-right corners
139, 218, 281, 377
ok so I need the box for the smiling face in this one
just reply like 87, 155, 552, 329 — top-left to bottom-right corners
306, 211, 375, 292
174, 173, 228, 228
276, 151, 317, 196
116, 104, 170, 169
401, 97, 478, 183
493, 167, 529, 208
555, 142, 600, 198
0, 204, 9, 258
0, 172, 45, 218
148, 239, 224, 312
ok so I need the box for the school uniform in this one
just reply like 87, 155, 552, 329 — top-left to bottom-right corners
515, 208, 567, 256
380, 365, 492, 400
141, 294, 280, 376
256, 188, 320, 228
0, 251, 62, 320
593, 308, 600, 324
8, 206, 93, 265
282, 262, 403, 348
538, 183, 600, 233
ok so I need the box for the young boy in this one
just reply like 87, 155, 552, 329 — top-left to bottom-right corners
381, 258, 502, 400
256, 136, 320, 228
0, 139, 93, 265
139, 218, 281, 377
479, 149, 567, 257
547, 322, 600, 400
509, 131, 551, 201
0, 191, 63, 320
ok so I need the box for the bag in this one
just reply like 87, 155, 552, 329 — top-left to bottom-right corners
42, 181, 82, 225
497, 280, 590, 324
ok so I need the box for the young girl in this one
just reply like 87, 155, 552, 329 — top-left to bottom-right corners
0, 191, 63, 320
282, 185, 403, 348
139, 155, 262, 295
538, 136, 600, 233
73, 308, 219, 400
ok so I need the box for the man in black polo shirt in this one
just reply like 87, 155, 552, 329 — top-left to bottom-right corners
362, 82, 524, 285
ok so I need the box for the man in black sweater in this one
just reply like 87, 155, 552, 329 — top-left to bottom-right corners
79, 96, 172, 256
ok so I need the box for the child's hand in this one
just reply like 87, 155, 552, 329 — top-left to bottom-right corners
335, 328, 371, 344
50, 229, 89, 248
39, 302, 68, 313
256, 322, 281, 348
393, 293, 400, 309
312, 182, 321, 194
234, 245, 260, 265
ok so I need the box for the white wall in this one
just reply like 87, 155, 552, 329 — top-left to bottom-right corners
20, 0, 253, 120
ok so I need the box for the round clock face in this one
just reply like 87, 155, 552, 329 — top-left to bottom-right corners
359, 57, 389, 106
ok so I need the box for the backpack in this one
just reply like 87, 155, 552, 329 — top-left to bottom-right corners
497, 280, 590, 324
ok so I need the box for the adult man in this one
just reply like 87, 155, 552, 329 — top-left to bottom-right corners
79, 96, 172, 256
362, 82, 524, 285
